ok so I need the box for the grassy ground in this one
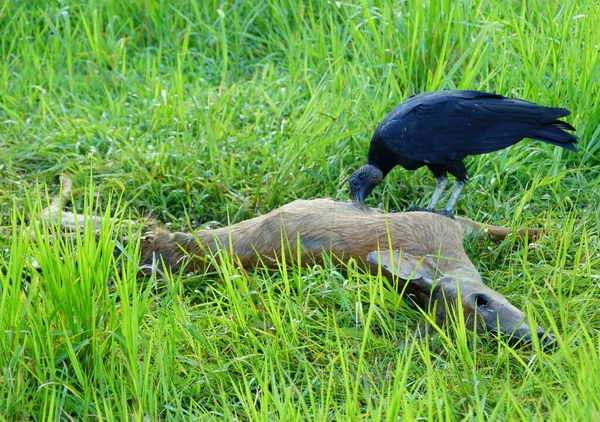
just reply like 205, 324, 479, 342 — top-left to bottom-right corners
1, 0, 599, 419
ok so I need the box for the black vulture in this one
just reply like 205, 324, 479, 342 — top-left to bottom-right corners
349, 90, 578, 216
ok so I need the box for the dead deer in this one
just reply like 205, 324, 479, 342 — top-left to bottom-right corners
32, 177, 554, 347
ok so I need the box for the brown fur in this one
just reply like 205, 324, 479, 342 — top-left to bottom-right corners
138, 199, 476, 279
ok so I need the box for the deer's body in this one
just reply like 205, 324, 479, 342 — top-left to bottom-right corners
139, 199, 475, 280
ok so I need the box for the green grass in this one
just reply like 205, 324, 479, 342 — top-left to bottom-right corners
1, 0, 599, 419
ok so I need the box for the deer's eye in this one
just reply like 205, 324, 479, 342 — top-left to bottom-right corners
473, 293, 490, 310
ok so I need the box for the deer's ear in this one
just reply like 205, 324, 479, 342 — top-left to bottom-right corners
367, 250, 439, 291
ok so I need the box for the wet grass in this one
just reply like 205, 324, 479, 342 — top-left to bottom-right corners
1, 0, 599, 419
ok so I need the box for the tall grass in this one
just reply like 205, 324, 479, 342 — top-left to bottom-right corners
1, 0, 599, 419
